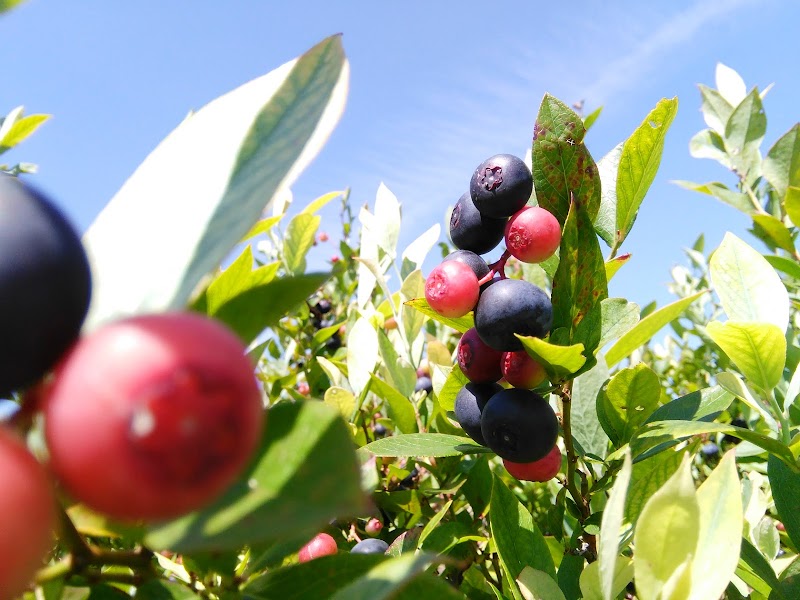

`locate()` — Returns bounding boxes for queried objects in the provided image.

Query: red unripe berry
[0,426,56,599]
[298,532,338,562]
[365,518,383,537]
[458,328,503,383]
[44,312,264,522]
[504,206,561,263]
[777,521,786,532]
[425,261,480,318]
[501,351,547,388]
[297,381,310,396]
[503,444,562,482]
[318,231,329,242]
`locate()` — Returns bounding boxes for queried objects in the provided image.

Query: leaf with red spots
[532,94,601,225]
[550,198,608,362]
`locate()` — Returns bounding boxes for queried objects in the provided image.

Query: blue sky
[2,0,799,310]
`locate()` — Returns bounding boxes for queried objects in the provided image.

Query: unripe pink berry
[504,206,561,263]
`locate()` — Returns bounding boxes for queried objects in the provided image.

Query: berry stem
[558,380,597,562]
[477,250,512,286]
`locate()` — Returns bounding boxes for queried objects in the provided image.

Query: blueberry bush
[2,27,800,599]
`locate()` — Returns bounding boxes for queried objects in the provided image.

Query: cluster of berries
[424,154,563,482]
[0,175,263,597]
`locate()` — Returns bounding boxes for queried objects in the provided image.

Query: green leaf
[673,180,752,214]
[300,190,343,215]
[579,558,634,600]
[569,357,610,459]
[595,142,622,247]
[709,232,789,330]
[596,364,660,446]
[599,298,639,350]
[328,553,442,600]
[763,124,800,200]
[689,450,743,600]
[604,253,631,282]
[517,567,566,600]
[583,106,603,131]
[752,214,795,253]
[0,0,27,14]
[764,254,800,280]
[768,454,800,553]
[283,212,321,275]
[243,554,384,599]
[361,183,402,258]
[404,297,473,333]
[724,88,766,185]
[401,224,441,269]
[615,97,678,246]
[532,94,601,225]
[83,35,348,329]
[625,447,685,525]
[715,63,747,106]
[362,433,487,457]
[598,451,632,600]
[644,385,733,425]
[550,198,608,356]
[491,475,556,581]
[0,113,50,150]
[516,335,586,380]
[211,271,329,344]
[347,317,379,394]
[242,215,283,241]
[369,375,418,434]
[134,581,202,599]
[689,129,731,166]
[633,454,699,600]
[378,329,416,398]
[706,320,786,391]
[417,499,453,548]
[605,291,705,368]
[633,420,795,467]
[196,246,279,314]
[437,365,469,412]
[324,386,356,420]
[145,401,365,552]
[737,537,782,599]
[400,270,427,345]
[784,186,800,229]
[698,84,734,135]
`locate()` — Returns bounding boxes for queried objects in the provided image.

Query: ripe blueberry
[0,174,92,396]
[457,328,503,384]
[504,206,561,263]
[424,260,480,318]
[480,388,559,462]
[454,382,502,446]
[469,154,533,219]
[351,538,389,554]
[474,279,553,351]
[442,249,490,281]
[449,192,507,255]
[415,376,433,395]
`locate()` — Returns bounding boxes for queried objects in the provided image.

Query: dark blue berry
[701,442,719,457]
[0,175,92,396]
[351,538,389,554]
[374,424,387,437]
[469,154,533,219]
[316,299,332,314]
[449,193,506,255]
[415,376,433,394]
[443,250,490,280]
[454,382,502,445]
[474,279,553,351]
[480,388,559,462]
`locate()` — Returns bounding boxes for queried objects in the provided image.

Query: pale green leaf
[710,232,789,330]
[403,297,473,333]
[571,357,611,459]
[752,214,795,253]
[698,84,733,135]
[706,320,786,391]
[347,317,379,394]
[605,291,705,368]
[360,183,402,258]
[369,375,418,434]
[0,0,27,14]
[400,270,427,347]
[579,558,634,600]
[673,180,752,213]
[328,553,440,600]
[83,36,348,329]
[599,450,632,600]
[595,142,622,247]
[197,246,279,314]
[604,253,631,282]
[283,213,320,274]
[324,387,356,420]
[625,447,685,525]
[689,129,731,166]
[688,450,743,600]
[356,206,380,308]
[597,364,661,445]
[716,63,747,106]
[300,190,343,215]
[616,97,678,245]
[242,215,283,241]
[599,298,640,350]
[518,567,566,600]
[583,106,603,131]
[0,113,50,150]
[436,364,469,412]
[784,186,800,228]
[724,88,766,185]
[633,455,699,600]
[401,224,441,267]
